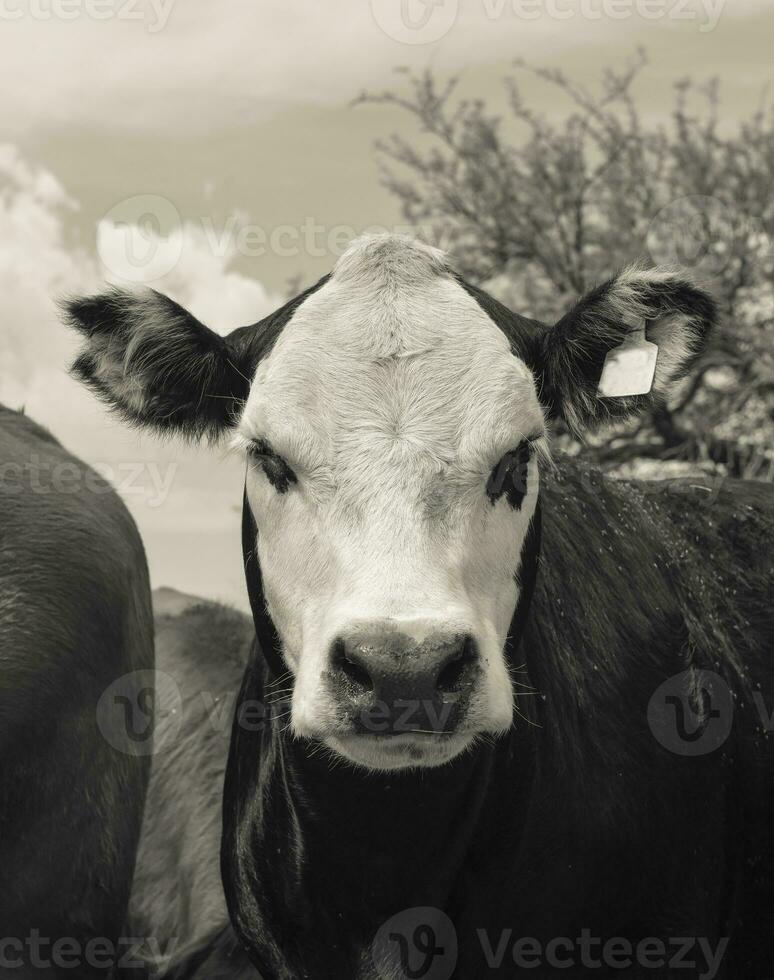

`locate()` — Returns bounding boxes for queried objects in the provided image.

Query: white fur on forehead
[249,238,537,408]
[240,236,545,488]
[333,234,450,289]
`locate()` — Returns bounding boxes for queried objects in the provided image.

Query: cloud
[97,212,282,334]
[0,142,281,410]
[0,145,95,401]
[0,145,282,607]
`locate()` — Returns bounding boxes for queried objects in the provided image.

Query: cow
[125,588,256,979]
[0,404,154,978]
[64,235,774,979]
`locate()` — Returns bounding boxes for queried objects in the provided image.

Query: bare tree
[358,54,774,479]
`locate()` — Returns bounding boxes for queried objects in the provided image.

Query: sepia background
[1,0,772,609]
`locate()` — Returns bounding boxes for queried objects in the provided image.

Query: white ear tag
[597,323,658,398]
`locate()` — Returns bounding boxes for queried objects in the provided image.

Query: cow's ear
[534,268,717,434]
[62,288,253,440]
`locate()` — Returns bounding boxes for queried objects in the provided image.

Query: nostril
[341,658,374,692]
[332,639,374,693]
[437,636,477,694]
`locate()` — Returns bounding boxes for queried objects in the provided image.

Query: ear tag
[597,322,658,398]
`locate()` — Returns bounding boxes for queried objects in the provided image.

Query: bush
[359,52,774,480]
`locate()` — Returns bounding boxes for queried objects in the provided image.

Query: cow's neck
[222,493,542,976]
[221,652,534,977]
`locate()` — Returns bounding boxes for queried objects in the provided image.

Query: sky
[1,0,773,609]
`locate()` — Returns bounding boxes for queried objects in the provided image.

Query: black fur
[241,488,286,680]
[536,273,718,431]
[62,277,330,440]
[0,404,154,979]
[64,289,250,440]
[245,440,297,494]
[456,277,544,367]
[486,439,533,509]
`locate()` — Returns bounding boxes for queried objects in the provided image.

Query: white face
[235,239,546,770]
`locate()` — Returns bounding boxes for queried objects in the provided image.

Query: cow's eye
[486,440,532,510]
[247,440,297,494]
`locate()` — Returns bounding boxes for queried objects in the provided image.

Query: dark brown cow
[0,404,153,978]
[125,589,255,979]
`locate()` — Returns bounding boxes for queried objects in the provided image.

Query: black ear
[535,268,717,434]
[62,288,254,441]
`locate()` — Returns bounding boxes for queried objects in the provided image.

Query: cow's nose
[329,626,479,735]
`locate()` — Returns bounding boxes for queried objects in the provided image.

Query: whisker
[513,705,542,728]
[266,672,293,689]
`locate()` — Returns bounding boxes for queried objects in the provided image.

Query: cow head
[64,235,715,771]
